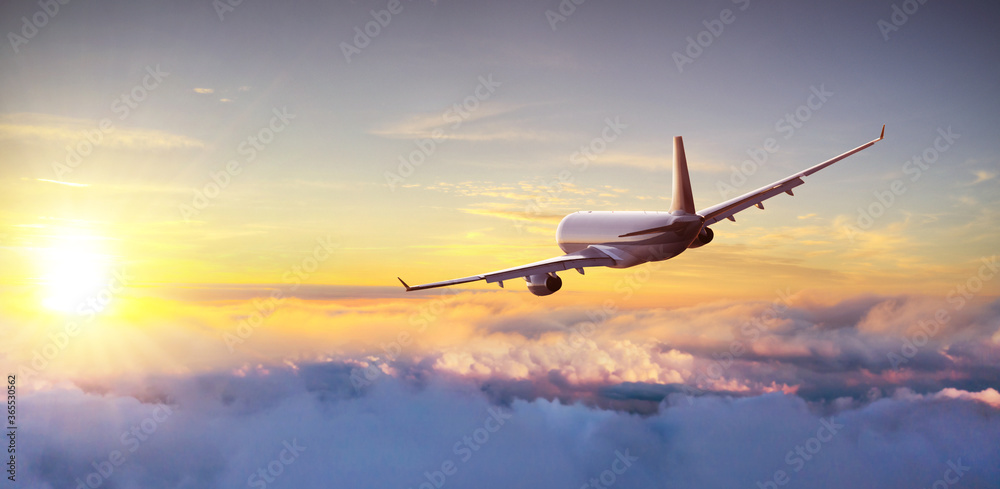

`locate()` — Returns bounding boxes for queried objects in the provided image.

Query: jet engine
[687,227,714,249]
[526,273,562,296]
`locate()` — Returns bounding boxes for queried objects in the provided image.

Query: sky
[1,0,999,488]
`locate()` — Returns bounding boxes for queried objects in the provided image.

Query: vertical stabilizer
[669,136,696,214]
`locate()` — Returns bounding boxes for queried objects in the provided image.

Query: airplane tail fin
[669,136,696,214]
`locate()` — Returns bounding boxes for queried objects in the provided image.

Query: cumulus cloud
[934,387,1000,407]
[10,287,1000,487]
[8,285,1000,410]
[433,292,1000,404]
[435,336,693,386]
[17,365,1000,489]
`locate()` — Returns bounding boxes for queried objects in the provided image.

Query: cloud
[10,286,997,405]
[584,150,730,173]
[16,366,1000,489]
[9,284,1000,488]
[0,113,205,150]
[192,87,215,94]
[435,335,693,385]
[370,103,573,142]
[35,178,90,187]
[934,387,1000,407]
[970,170,997,185]
[421,180,643,227]
[421,292,1000,402]
[460,207,564,225]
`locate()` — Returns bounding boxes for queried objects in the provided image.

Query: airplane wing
[698,125,884,226]
[398,245,618,291]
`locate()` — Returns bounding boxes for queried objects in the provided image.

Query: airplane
[398,125,884,296]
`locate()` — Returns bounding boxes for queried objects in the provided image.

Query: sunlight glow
[37,232,111,313]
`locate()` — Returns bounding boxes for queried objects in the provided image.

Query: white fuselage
[555,211,703,268]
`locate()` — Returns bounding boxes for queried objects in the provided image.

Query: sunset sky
[2,0,999,488]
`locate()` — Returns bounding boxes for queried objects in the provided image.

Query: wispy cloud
[35,178,89,187]
[585,150,730,173]
[970,169,997,185]
[0,113,205,150]
[370,103,572,142]
[460,206,564,225]
[423,181,632,209]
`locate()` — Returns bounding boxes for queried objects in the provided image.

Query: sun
[37,233,112,313]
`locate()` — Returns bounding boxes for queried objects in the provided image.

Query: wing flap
[699,177,805,226]
[698,125,884,226]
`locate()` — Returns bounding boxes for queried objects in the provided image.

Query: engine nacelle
[526,273,562,296]
[687,227,714,249]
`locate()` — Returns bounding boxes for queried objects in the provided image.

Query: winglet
[878,124,885,141]
[397,277,412,291]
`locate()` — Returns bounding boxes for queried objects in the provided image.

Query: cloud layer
[9,290,999,488]
[17,365,1000,489]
